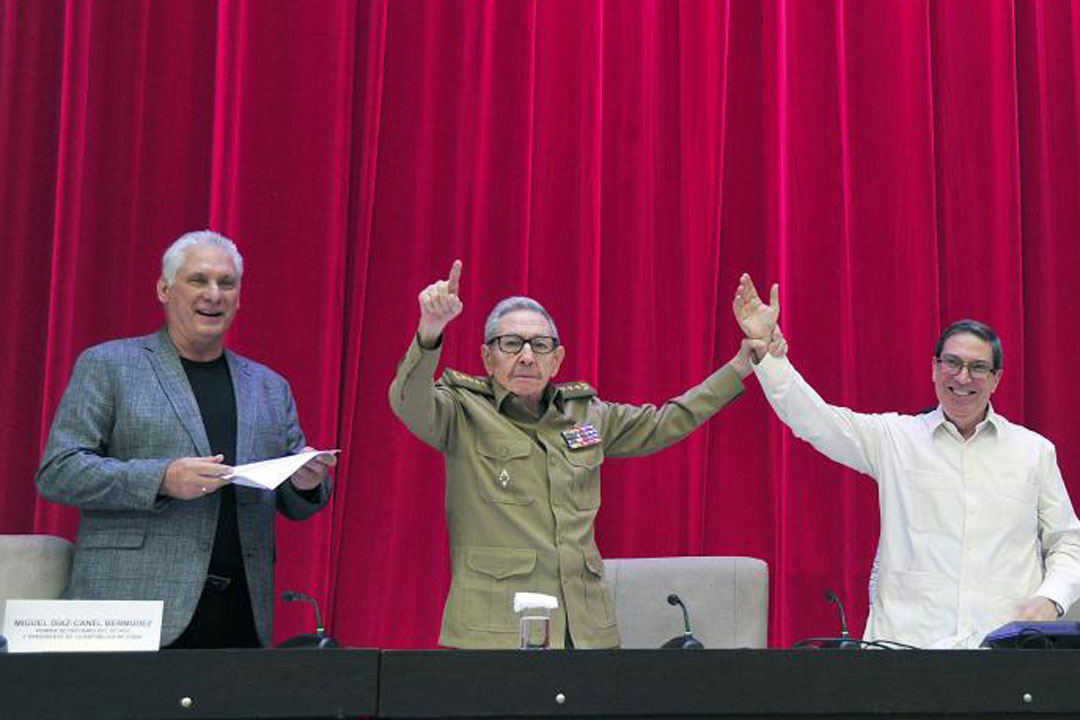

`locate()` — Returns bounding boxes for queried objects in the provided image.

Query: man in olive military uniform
[389,260,756,648]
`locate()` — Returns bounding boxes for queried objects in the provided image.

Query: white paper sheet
[226,449,339,491]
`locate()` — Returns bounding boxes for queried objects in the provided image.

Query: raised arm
[389,260,466,451]
[732,276,880,476]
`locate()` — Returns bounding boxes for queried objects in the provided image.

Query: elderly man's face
[157,244,241,360]
[481,309,565,408]
[932,332,1000,437]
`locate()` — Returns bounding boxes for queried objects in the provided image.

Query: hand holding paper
[227,448,338,491]
[290,446,338,491]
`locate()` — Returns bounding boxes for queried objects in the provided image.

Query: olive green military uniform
[389,336,745,649]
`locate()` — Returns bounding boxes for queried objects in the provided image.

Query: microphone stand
[824,589,859,649]
[278,591,339,649]
[662,593,704,649]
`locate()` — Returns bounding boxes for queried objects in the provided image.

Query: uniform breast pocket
[476,435,535,506]
[565,446,603,510]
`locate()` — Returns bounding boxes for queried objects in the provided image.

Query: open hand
[733,273,780,340]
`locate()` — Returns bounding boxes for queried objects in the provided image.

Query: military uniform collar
[500,380,597,415]
[442,367,596,414]
[491,377,515,409]
[491,378,556,419]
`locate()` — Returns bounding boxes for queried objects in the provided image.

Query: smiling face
[481,309,565,409]
[933,332,1001,438]
[157,244,241,360]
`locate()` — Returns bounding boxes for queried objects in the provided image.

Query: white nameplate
[3,599,163,653]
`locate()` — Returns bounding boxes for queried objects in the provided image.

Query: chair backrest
[603,556,768,649]
[0,534,74,628]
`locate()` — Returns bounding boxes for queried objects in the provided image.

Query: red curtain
[2,0,1079,649]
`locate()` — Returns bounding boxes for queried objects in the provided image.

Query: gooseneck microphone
[282,591,326,634]
[661,593,704,649]
[824,588,859,649]
[669,594,692,633]
[278,590,339,649]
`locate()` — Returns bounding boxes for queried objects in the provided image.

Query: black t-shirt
[180,355,242,576]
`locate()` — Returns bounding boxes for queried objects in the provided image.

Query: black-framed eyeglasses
[488,334,559,355]
[935,354,996,380]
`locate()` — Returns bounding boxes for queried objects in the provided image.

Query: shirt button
[499,446,508,457]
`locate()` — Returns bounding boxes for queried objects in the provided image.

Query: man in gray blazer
[36,230,334,648]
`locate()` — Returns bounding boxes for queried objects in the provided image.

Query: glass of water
[513,592,558,650]
[519,608,552,649]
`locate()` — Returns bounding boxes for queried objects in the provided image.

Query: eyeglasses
[935,355,996,380]
[488,334,559,355]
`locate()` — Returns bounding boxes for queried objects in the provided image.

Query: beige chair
[0,534,74,628]
[603,556,768,648]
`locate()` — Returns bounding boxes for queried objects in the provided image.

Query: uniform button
[499,446,508,457]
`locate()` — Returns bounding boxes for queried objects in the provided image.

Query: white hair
[161,230,244,287]
[483,296,560,343]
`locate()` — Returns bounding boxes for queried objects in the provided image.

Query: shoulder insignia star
[441,368,494,396]
[556,381,597,399]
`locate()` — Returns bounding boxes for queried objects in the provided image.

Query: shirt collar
[492,377,555,419]
[927,403,1001,439]
[492,377,514,410]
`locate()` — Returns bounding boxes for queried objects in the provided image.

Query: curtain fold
[3,0,1079,648]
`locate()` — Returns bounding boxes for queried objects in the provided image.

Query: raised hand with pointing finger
[417,260,463,347]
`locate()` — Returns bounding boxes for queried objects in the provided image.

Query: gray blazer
[36,328,330,646]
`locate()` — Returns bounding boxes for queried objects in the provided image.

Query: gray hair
[934,319,1003,371]
[483,296,560,343]
[161,230,244,287]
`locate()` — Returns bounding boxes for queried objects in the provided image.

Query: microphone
[824,588,859,649]
[661,593,704,649]
[277,590,339,649]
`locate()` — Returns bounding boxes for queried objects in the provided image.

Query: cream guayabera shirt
[753,353,1080,648]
